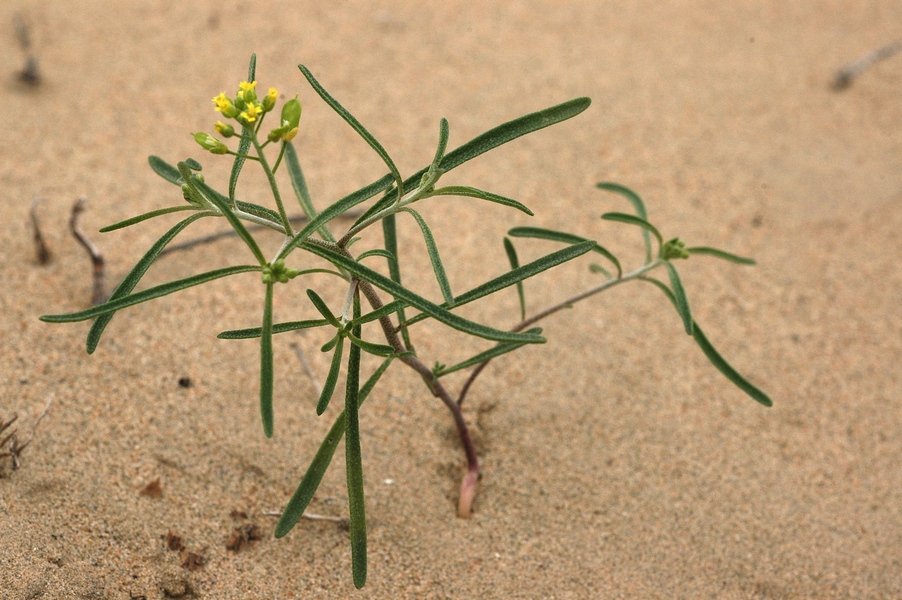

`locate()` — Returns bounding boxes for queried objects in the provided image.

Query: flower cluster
[192,80,302,155]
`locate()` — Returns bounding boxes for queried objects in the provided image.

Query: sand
[1,1,900,598]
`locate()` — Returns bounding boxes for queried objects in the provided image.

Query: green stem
[251,135,293,235]
[272,142,288,173]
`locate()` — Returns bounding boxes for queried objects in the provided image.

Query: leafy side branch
[40,56,772,589]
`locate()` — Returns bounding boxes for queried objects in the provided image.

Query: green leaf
[432,118,450,166]
[641,277,772,407]
[381,213,414,351]
[299,64,402,198]
[41,265,261,323]
[180,163,266,265]
[234,200,284,227]
[507,226,621,277]
[356,248,395,262]
[502,237,526,321]
[217,319,330,339]
[274,356,393,540]
[99,206,201,232]
[284,142,337,243]
[306,289,342,328]
[317,335,345,415]
[351,97,591,229]
[229,54,256,202]
[435,328,542,377]
[148,155,183,185]
[87,212,211,353]
[344,298,367,589]
[596,182,651,263]
[686,246,756,265]
[358,241,596,328]
[260,282,275,437]
[589,263,614,278]
[439,97,591,173]
[304,242,547,344]
[400,208,454,305]
[346,332,395,357]
[429,186,533,215]
[277,174,395,260]
[664,262,693,335]
[601,212,663,250]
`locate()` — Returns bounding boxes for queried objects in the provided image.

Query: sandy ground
[1,1,901,598]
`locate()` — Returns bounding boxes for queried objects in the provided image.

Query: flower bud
[214,121,235,137]
[192,132,229,155]
[262,87,278,112]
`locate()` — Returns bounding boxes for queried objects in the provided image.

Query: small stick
[832,39,902,90]
[13,12,41,86]
[1,396,53,471]
[262,510,347,524]
[290,341,323,397]
[29,196,52,265]
[70,197,106,305]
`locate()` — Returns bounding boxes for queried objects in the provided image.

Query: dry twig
[832,39,902,90]
[29,196,52,265]
[70,197,106,305]
[0,396,53,471]
[13,12,41,86]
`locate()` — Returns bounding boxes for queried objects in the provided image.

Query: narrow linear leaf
[87,212,211,353]
[345,298,367,589]
[218,319,329,340]
[356,248,395,262]
[686,246,756,265]
[400,208,454,305]
[228,54,257,202]
[303,243,546,344]
[277,174,395,260]
[664,262,693,335]
[381,213,414,351]
[284,142,336,243]
[508,226,621,277]
[351,97,591,229]
[596,182,651,263]
[356,241,596,328]
[306,289,342,328]
[601,212,663,249]
[317,336,345,415]
[641,277,772,407]
[234,200,284,226]
[432,118,450,166]
[439,97,591,173]
[589,263,614,278]
[436,328,542,377]
[321,335,339,353]
[148,155,183,185]
[188,172,266,264]
[41,265,260,323]
[503,237,526,321]
[347,332,395,357]
[274,356,393,539]
[430,186,533,215]
[260,282,275,438]
[299,64,402,197]
[99,206,200,233]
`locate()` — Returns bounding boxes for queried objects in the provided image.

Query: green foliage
[40,55,773,589]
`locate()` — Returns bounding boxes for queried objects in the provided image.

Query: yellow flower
[212,92,238,118]
[214,121,235,137]
[237,80,258,103]
[240,102,263,123]
[212,92,230,111]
